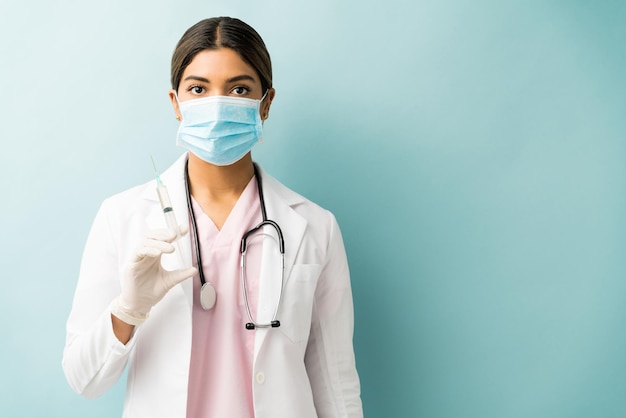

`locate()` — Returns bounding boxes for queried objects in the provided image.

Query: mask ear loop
[259,89,270,131]
[173,91,182,120]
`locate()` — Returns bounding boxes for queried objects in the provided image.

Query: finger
[135,238,175,260]
[145,228,177,242]
[164,267,198,288]
[178,223,189,236]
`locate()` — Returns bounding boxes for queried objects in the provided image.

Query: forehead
[183,48,260,82]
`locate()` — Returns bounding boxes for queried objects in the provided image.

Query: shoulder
[100,154,189,216]
[100,180,155,214]
[260,167,334,220]
[260,167,347,266]
[259,166,342,250]
[101,153,187,211]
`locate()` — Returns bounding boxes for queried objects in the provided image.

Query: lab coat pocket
[278,264,321,344]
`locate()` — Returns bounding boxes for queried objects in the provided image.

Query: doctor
[62,16,362,418]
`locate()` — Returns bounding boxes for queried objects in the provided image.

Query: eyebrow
[182,74,257,84]
[226,74,256,83]
[183,75,210,83]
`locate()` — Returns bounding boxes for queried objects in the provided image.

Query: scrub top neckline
[189,174,258,250]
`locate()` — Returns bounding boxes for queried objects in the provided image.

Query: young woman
[63,17,362,418]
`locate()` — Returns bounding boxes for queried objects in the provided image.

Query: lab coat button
[255,372,265,384]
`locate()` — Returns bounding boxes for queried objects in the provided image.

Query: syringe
[151,156,187,268]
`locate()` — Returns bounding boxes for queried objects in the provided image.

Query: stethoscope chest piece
[200,282,216,310]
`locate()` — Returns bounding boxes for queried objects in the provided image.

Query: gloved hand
[111,224,197,326]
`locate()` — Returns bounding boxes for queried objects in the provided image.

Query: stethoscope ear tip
[246,323,255,330]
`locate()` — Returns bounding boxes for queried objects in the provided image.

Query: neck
[187,153,255,201]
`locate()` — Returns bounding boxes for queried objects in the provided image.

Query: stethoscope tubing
[184,159,285,329]
[241,239,284,329]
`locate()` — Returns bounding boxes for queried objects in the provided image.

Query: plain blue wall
[1,1,625,417]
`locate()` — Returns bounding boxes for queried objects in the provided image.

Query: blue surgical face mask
[175,93,266,166]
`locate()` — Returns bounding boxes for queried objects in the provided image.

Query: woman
[62,17,363,418]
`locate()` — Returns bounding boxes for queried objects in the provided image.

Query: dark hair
[171,17,272,93]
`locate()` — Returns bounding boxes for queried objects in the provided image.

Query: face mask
[175,93,265,166]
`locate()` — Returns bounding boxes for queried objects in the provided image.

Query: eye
[188,84,205,95]
[231,86,250,96]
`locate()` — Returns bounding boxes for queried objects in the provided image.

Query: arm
[112,315,135,345]
[62,200,136,398]
[62,198,196,398]
[305,212,363,418]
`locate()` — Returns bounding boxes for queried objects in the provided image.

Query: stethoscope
[185,160,285,330]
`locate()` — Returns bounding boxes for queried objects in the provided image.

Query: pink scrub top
[186,176,262,418]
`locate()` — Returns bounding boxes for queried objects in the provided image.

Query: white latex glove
[111,224,197,326]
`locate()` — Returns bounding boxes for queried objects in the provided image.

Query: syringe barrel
[156,185,173,210]
[157,184,182,239]
[164,210,181,238]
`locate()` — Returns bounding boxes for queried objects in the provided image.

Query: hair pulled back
[171,17,272,93]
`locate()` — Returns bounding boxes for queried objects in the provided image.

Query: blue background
[1,1,625,417]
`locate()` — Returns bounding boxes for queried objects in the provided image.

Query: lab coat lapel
[141,154,194,311]
[253,168,307,361]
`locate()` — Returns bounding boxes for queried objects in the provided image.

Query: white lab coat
[62,154,363,418]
